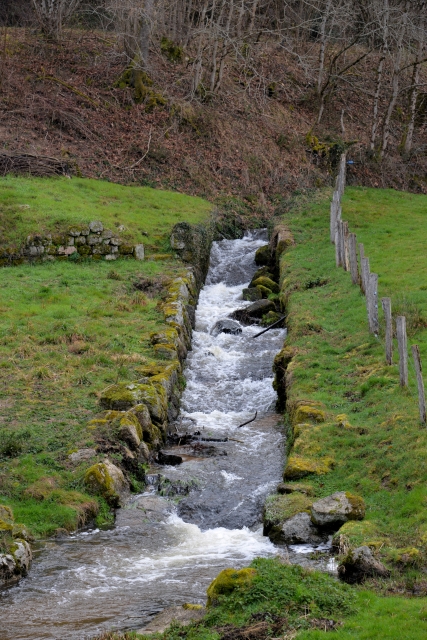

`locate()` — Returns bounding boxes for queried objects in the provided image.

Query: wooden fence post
[396,316,408,387]
[342,221,350,271]
[381,298,393,365]
[361,256,370,303]
[411,345,426,424]
[336,220,344,267]
[367,273,379,334]
[330,192,339,243]
[348,233,359,285]
[359,244,365,292]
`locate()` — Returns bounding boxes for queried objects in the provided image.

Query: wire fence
[330,155,426,424]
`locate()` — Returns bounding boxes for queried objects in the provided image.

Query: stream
[0,231,332,640]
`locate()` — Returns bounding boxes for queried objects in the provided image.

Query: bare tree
[31,0,83,38]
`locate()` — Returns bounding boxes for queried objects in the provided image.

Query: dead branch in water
[237,411,257,428]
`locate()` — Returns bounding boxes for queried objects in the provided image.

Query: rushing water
[0,232,320,639]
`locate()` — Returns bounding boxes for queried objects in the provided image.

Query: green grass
[0,178,212,536]
[0,176,212,250]
[278,187,427,572]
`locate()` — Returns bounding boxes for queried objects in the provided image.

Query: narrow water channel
[0,232,287,639]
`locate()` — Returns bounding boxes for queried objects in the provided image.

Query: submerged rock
[210,319,242,336]
[338,546,390,584]
[311,492,365,528]
[242,287,262,302]
[246,298,275,317]
[136,605,205,635]
[157,451,183,466]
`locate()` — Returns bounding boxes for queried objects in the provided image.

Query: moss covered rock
[207,568,256,607]
[256,285,273,299]
[252,276,280,294]
[242,287,262,302]
[118,413,142,450]
[263,493,313,541]
[283,454,333,480]
[311,492,365,528]
[277,482,314,496]
[100,382,167,426]
[84,460,128,507]
[153,343,177,360]
[293,404,326,424]
[250,267,275,287]
[255,245,271,266]
[332,520,382,553]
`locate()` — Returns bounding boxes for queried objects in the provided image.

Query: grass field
[278,186,427,572]
[0,176,212,251]
[0,178,212,537]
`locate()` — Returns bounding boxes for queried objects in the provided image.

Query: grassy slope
[279,187,427,564]
[0,176,211,249]
[0,177,211,537]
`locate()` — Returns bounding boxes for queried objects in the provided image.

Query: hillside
[1,28,427,215]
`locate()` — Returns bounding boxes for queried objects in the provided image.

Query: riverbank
[101,186,427,640]
[0,177,214,586]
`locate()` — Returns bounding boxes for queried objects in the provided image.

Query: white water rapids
[0,232,331,639]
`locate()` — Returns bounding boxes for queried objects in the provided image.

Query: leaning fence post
[359,244,365,292]
[367,273,379,334]
[411,345,426,424]
[348,233,359,285]
[396,316,408,387]
[381,298,393,365]
[336,220,344,267]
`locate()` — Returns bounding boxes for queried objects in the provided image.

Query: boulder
[242,287,262,302]
[118,414,142,450]
[254,245,271,265]
[207,568,256,606]
[338,546,390,584]
[84,460,129,507]
[210,319,242,336]
[10,539,32,575]
[311,492,365,528]
[252,276,280,294]
[293,404,326,424]
[281,512,325,545]
[245,299,275,318]
[263,493,313,542]
[68,448,97,464]
[250,267,275,286]
[256,285,272,299]
[100,382,167,426]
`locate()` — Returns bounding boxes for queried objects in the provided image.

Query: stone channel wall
[0,220,145,266]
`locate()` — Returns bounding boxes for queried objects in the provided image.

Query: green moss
[120,413,142,441]
[345,492,366,520]
[256,284,272,298]
[293,404,326,424]
[153,343,177,360]
[160,37,184,62]
[0,505,14,522]
[277,482,314,496]
[252,276,280,294]
[333,520,384,551]
[84,462,122,507]
[254,245,271,266]
[283,454,333,480]
[0,519,13,533]
[207,568,257,607]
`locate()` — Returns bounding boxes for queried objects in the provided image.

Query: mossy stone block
[84,460,127,507]
[293,405,326,424]
[242,287,262,302]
